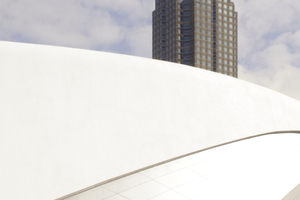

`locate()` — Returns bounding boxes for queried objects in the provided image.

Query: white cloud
[238,28,300,100]
[126,25,152,58]
[0,0,153,54]
[236,0,300,57]
[239,63,300,101]
[85,0,154,22]
[235,0,300,100]
[0,0,125,48]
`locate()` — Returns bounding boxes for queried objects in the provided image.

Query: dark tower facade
[152,0,238,77]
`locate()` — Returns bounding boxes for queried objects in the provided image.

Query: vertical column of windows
[206,2,213,70]
[166,0,179,63]
[212,0,237,77]
[153,0,164,60]
[153,10,158,59]
[232,5,238,77]
[212,0,217,72]
[194,0,213,70]
[179,1,192,65]
[161,2,166,60]
[219,1,227,75]
[175,1,181,63]
[214,0,238,77]
[194,0,200,67]
[176,0,191,65]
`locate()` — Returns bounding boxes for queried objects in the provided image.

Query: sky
[1,0,300,101]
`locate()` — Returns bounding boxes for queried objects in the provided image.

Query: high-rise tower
[152,0,238,77]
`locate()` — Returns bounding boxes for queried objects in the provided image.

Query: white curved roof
[0,41,300,200]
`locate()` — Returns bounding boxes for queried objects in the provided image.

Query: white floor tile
[155,168,200,188]
[173,177,215,199]
[150,190,188,200]
[192,187,237,200]
[188,158,222,176]
[104,194,130,200]
[102,173,150,193]
[119,180,169,200]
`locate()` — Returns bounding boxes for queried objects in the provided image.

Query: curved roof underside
[1,41,300,200]
[64,133,300,200]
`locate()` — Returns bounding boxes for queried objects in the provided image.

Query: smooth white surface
[66,134,300,200]
[1,41,300,200]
